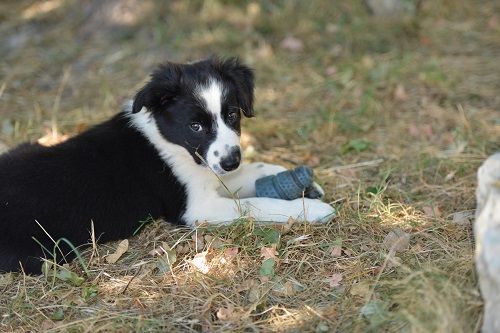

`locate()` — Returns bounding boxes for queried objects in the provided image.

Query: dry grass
[1,0,499,331]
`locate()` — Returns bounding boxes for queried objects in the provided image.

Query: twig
[325,158,384,172]
[121,266,142,294]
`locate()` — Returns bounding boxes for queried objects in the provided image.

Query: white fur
[124,102,335,227]
[219,162,287,198]
[197,80,241,175]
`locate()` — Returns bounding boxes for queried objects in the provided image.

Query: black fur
[0,57,254,274]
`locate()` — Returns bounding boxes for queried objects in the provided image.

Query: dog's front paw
[300,198,336,223]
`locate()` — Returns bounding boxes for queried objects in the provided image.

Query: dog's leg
[218,162,286,198]
[183,195,335,227]
[218,162,325,199]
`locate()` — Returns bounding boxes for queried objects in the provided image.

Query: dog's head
[131,57,254,175]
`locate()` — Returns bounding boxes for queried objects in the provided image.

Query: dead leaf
[326,65,337,77]
[217,304,239,321]
[190,251,210,273]
[488,15,498,29]
[260,245,278,261]
[106,239,129,263]
[192,233,205,250]
[280,217,295,234]
[149,241,172,257]
[386,252,402,269]
[325,273,343,288]
[409,124,420,137]
[423,205,441,218]
[273,280,296,296]
[175,243,190,255]
[204,235,224,249]
[280,36,304,52]
[343,248,354,256]
[444,171,456,182]
[450,211,474,226]
[223,247,239,261]
[383,229,410,252]
[393,84,408,101]
[330,245,342,257]
[421,124,433,139]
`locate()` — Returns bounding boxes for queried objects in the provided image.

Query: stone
[475,152,500,333]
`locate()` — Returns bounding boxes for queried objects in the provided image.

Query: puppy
[0,57,334,274]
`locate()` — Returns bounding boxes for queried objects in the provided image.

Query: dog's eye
[227,111,239,122]
[190,122,203,132]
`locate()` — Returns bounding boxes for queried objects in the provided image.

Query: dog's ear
[218,57,255,118]
[132,63,182,113]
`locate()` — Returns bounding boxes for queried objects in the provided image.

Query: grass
[0,0,499,331]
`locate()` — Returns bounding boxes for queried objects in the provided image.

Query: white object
[475,152,500,333]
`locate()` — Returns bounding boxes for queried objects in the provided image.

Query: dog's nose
[220,146,241,172]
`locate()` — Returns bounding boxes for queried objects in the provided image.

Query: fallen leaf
[450,211,474,226]
[272,280,296,296]
[488,15,498,29]
[253,227,281,245]
[342,139,370,154]
[386,252,402,269]
[408,124,420,137]
[106,239,129,263]
[217,304,236,321]
[343,248,354,256]
[204,235,224,249]
[423,205,441,218]
[149,241,172,256]
[326,65,337,77]
[330,245,342,257]
[51,308,65,321]
[421,124,433,139]
[191,251,210,274]
[175,243,190,255]
[393,84,408,101]
[444,171,456,182]
[324,273,343,288]
[260,246,278,261]
[280,217,295,234]
[259,258,275,277]
[55,268,85,286]
[383,229,410,252]
[192,233,205,250]
[155,246,177,274]
[280,36,304,52]
[223,247,239,260]
[248,286,261,302]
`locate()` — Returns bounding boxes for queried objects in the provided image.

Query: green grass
[1,0,499,331]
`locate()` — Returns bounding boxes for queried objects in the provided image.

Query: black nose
[220,147,241,172]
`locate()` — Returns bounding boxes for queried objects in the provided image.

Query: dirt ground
[1,0,499,332]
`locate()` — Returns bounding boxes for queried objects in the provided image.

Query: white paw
[252,162,287,178]
[298,198,336,223]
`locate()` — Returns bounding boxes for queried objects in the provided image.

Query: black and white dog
[0,57,334,274]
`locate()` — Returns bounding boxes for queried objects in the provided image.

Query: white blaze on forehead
[197,79,224,115]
